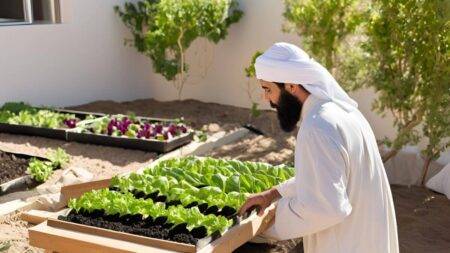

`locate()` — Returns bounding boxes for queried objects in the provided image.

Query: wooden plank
[60,179,110,204]
[0,199,44,220]
[199,205,276,253]
[46,218,196,253]
[21,208,70,224]
[29,221,174,253]
[27,206,274,253]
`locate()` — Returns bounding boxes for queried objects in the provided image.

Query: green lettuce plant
[27,158,54,183]
[69,188,233,235]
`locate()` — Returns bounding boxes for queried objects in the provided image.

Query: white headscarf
[255,42,358,112]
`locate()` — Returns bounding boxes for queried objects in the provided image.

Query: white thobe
[264,95,399,253]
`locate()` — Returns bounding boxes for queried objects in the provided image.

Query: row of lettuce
[0,102,189,141]
[68,156,295,238]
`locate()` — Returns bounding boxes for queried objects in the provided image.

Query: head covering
[255,42,358,112]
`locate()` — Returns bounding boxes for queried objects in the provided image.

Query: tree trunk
[176,30,185,100]
[421,156,433,186]
[382,148,399,163]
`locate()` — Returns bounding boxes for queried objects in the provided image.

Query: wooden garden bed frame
[25,156,276,253]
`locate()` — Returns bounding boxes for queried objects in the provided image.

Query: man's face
[260,80,302,132]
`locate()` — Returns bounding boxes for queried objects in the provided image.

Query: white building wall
[1,0,431,150]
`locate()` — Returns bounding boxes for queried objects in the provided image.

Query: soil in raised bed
[59,210,200,245]
[118,188,238,218]
[0,151,30,185]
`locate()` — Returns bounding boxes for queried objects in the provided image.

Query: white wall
[144,0,400,142]
[0,0,437,151]
[0,0,152,107]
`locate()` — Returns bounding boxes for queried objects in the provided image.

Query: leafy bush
[363,0,449,175]
[115,0,243,99]
[283,0,366,91]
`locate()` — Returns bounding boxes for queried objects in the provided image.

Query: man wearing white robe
[239,42,399,253]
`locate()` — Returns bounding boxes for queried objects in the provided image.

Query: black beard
[271,90,302,132]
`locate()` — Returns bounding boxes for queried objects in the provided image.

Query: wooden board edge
[198,205,276,253]
[29,221,134,253]
[47,218,196,253]
[60,178,111,203]
[21,208,70,224]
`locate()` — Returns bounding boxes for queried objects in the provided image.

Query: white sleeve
[264,130,352,240]
[275,177,296,198]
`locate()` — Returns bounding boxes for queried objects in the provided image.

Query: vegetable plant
[110,173,247,210]
[146,156,295,193]
[68,188,233,236]
[27,158,54,183]
[66,157,294,242]
[0,102,79,129]
[26,148,70,183]
[75,114,189,141]
[47,147,70,168]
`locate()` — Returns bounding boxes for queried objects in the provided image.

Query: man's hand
[239,188,281,217]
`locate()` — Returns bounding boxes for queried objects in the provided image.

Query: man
[239,42,399,253]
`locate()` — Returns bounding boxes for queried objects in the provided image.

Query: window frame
[0,0,34,26]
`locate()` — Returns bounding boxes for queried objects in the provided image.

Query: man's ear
[286,84,297,94]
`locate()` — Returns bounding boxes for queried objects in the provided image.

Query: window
[0,0,62,26]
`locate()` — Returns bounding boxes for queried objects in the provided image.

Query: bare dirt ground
[0,98,448,253]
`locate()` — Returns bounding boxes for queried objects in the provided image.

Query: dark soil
[116,188,238,218]
[0,151,30,185]
[59,210,199,245]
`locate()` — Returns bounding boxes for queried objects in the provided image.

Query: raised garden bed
[66,114,193,153]
[29,156,294,252]
[0,103,194,153]
[0,106,89,140]
[0,150,51,195]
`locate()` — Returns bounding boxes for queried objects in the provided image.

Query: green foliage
[111,172,247,210]
[283,0,366,91]
[194,130,208,142]
[244,51,264,119]
[146,156,295,193]
[47,148,70,168]
[244,51,263,78]
[0,102,35,114]
[363,0,449,161]
[27,158,54,183]
[0,102,77,129]
[250,102,262,118]
[68,157,295,237]
[27,148,70,183]
[68,188,233,235]
[115,0,243,98]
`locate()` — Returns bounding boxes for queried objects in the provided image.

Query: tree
[115,0,243,99]
[364,0,449,181]
[283,0,366,91]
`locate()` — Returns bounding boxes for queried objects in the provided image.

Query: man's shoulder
[302,101,343,134]
[299,102,355,148]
